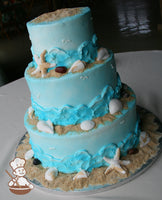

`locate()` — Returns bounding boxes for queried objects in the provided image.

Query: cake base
[16,106,162,194]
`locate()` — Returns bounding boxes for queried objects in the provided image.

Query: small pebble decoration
[55,66,67,73]
[33,158,41,165]
[127,148,139,155]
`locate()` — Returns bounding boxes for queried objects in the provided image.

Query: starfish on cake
[103,148,130,175]
[32,50,56,77]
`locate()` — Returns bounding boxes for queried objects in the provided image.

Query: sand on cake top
[30,7,83,24]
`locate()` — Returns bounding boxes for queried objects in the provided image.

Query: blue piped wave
[32,74,122,125]
[32,34,98,68]
[30,118,140,173]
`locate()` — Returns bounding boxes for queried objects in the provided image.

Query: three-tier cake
[19,7,161,192]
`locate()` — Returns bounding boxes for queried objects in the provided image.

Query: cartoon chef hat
[10,158,25,170]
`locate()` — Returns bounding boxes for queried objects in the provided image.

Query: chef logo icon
[6,157,33,195]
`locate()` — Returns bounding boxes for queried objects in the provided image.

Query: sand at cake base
[15,107,162,192]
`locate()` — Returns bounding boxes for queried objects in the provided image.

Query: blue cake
[24,7,140,189]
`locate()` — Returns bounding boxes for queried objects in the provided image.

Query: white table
[0,51,162,200]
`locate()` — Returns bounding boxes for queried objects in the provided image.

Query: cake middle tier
[25,52,121,125]
[24,86,140,173]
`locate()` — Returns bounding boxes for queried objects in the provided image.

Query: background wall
[0,0,162,86]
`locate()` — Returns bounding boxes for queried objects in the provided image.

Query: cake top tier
[27,7,97,67]
[29,7,82,24]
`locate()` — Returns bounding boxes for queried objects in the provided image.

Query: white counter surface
[0,51,162,200]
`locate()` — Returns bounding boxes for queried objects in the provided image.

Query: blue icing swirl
[78,34,98,63]
[30,119,140,173]
[32,34,98,68]
[32,74,122,126]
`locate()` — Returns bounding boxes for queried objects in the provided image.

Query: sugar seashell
[69,60,85,73]
[109,99,123,114]
[37,120,54,134]
[28,106,34,119]
[45,167,58,181]
[73,170,89,180]
[97,48,109,61]
[140,131,150,147]
[25,149,34,160]
[80,120,95,131]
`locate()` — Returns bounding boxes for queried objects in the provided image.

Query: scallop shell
[69,60,85,73]
[80,120,95,131]
[109,99,123,114]
[45,167,58,181]
[73,170,89,180]
[97,48,109,61]
[140,131,150,147]
[37,120,54,134]
[25,149,34,160]
[28,106,34,119]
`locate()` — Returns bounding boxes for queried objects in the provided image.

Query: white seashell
[45,167,58,181]
[28,106,34,119]
[37,120,54,134]
[97,48,109,61]
[109,99,123,114]
[80,120,95,131]
[69,60,85,73]
[73,170,89,180]
[25,149,34,160]
[140,131,150,147]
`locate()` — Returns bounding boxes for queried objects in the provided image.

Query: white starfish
[32,50,56,78]
[103,148,130,175]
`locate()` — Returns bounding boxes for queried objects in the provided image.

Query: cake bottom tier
[24,87,140,173]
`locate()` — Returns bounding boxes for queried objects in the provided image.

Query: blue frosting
[31,34,98,68]
[32,74,122,125]
[29,118,140,173]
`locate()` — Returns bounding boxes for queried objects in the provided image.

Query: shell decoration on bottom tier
[45,167,58,181]
[73,170,89,180]
[140,131,150,147]
[25,149,34,160]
